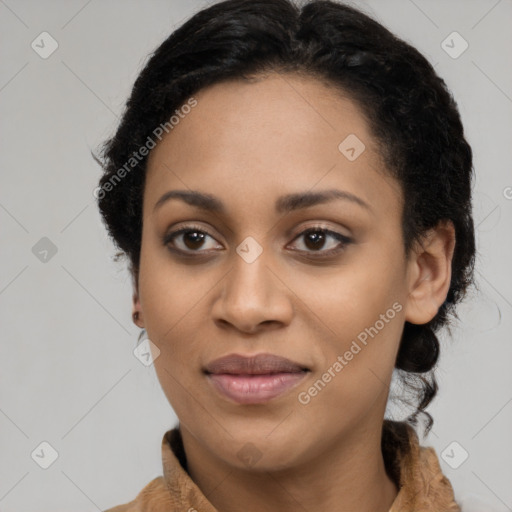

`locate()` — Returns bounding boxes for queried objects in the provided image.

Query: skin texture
[132,72,455,512]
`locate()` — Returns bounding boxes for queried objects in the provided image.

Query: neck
[179,420,399,512]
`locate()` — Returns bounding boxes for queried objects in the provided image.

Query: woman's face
[136,72,420,470]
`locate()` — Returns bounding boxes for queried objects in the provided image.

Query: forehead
[144,72,401,219]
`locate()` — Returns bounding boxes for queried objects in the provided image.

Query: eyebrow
[153,189,371,214]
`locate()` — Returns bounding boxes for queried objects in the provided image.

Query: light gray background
[1,0,511,511]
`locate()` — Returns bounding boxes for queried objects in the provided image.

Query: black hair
[95,0,475,437]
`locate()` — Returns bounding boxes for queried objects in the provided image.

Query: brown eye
[163,226,223,254]
[289,227,352,255]
[303,230,327,250]
[182,230,206,250]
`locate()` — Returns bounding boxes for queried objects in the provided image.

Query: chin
[228,445,301,473]
[227,432,305,469]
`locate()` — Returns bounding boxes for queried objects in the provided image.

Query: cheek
[139,263,209,415]
[138,241,214,338]
[294,249,406,339]
[295,280,405,433]
[292,245,406,398]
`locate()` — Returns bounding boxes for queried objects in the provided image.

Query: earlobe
[132,291,145,328]
[131,269,145,328]
[404,221,455,325]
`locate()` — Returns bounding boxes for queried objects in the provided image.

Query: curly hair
[94,0,475,437]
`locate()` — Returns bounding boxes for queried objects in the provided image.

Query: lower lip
[207,372,308,404]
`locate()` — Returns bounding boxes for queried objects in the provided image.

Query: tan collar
[106,420,460,512]
[382,420,461,511]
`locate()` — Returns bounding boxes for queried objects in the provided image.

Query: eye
[163,224,351,258]
[163,225,223,254]
[288,226,351,256]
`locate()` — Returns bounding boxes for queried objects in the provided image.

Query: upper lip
[204,353,309,375]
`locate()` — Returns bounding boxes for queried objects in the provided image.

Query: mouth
[203,353,310,404]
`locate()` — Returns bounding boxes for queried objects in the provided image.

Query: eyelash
[163,224,352,258]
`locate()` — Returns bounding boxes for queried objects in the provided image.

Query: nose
[211,248,294,334]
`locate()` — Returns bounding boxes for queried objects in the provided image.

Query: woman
[95,0,476,510]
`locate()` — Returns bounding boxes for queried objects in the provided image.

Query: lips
[204,353,310,404]
[204,353,309,375]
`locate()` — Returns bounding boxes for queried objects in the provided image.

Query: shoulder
[102,476,172,512]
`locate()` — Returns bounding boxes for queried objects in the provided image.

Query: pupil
[305,231,325,250]
[184,231,205,249]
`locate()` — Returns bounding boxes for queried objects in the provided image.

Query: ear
[404,220,456,325]
[131,266,145,328]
